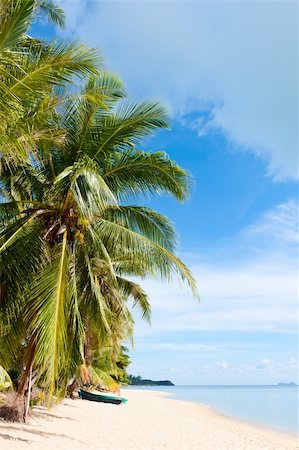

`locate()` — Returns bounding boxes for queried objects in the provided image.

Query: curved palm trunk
[15,337,36,422]
[24,363,33,422]
[67,379,79,399]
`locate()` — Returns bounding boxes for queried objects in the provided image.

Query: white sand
[0,389,297,449]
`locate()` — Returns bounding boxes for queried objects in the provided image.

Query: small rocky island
[277,382,297,386]
[129,375,175,386]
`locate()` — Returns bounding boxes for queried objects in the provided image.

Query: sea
[130,385,298,434]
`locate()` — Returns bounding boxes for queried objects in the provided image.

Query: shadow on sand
[0,423,85,445]
[0,432,31,443]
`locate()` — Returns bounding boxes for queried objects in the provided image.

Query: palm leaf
[37,0,65,28]
[0,365,12,391]
[117,277,151,323]
[75,244,111,336]
[101,205,177,251]
[0,0,35,51]
[0,212,50,283]
[88,366,118,390]
[4,40,100,99]
[92,101,169,159]
[95,218,198,297]
[53,156,117,218]
[102,150,190,202]
[29,232,69,403]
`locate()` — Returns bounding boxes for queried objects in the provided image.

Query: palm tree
[0,1,198,421]
[0,0,104,418]
[0,73,197,412]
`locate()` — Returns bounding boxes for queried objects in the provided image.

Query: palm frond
[88,366,118,390]
[62,73,126,164]
[4,40,100,100]
[95,218,198,297]
[102,205,177,251]
[102,150,190,202]
[0,365,12,391]
[75,244,111,336]
[0,0,35,51]
[0,213,49,282]
[37,0,66,28]
[117,277,151,323]
[92,101,169,159]
[53,156,117,218]
[29,232,69,403]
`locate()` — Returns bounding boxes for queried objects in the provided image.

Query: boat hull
[79,389,127,405]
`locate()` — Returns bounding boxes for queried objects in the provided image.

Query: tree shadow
[0,432,30,443]
[33,410,78,422]
[0,424,85,444]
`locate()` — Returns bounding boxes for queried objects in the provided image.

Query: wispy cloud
[61,0,298,180]
[132,257,297,335]
[130,356,298,384]
[142,343,216,352]
[256,358,273,370]
[246,200,299,245]
[130,199,298,336]
[216,360,229,370]
[126,199,298,382]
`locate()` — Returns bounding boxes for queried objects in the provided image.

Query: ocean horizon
[130,385,298,434]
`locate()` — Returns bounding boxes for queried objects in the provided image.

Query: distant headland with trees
[128,376,174,386]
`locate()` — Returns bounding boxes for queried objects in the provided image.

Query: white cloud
[130,199,298,336]
[61,0,298,180]
[290,357,297,366]
[144,343,216,352]
[129,357,298,384]
[217,360,229,370]
[132,257,297,335]
[132,357,297,376]
[246,200,299,245]
[136,341,266,353]
[256,358,273,370]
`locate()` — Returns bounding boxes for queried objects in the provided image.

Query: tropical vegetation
[128,375,174,386]
[0,0,197,421]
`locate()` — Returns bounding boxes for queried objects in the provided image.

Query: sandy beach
[0,389,297,450]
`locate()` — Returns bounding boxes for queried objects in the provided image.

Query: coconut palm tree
[0,2,198,421]
[0,0,106,418]
[0,73,197,412]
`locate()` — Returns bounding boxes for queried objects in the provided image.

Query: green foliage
[128,375,174,386]
[0,365,12,391]
[0,0,100,165]
[0,0,198,408]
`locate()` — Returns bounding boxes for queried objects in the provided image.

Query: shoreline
[0,389,297,449]
[156,390,297,438]
[128,386,298,437]
[185,396,297,439]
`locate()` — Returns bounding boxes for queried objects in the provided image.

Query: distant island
[129,375,175,386]
[277,382,297,386]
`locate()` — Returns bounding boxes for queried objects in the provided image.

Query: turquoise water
[130,385,298,434]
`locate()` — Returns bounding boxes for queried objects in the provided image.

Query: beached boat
[79,389,127,405]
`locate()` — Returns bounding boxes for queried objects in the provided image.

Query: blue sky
[34,1,298,384]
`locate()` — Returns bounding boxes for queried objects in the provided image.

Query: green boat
[79,389,127,405]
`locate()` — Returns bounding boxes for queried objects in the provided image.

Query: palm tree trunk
[17,339,36,396]
[15,336,36,422]
[24,363,33,422]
